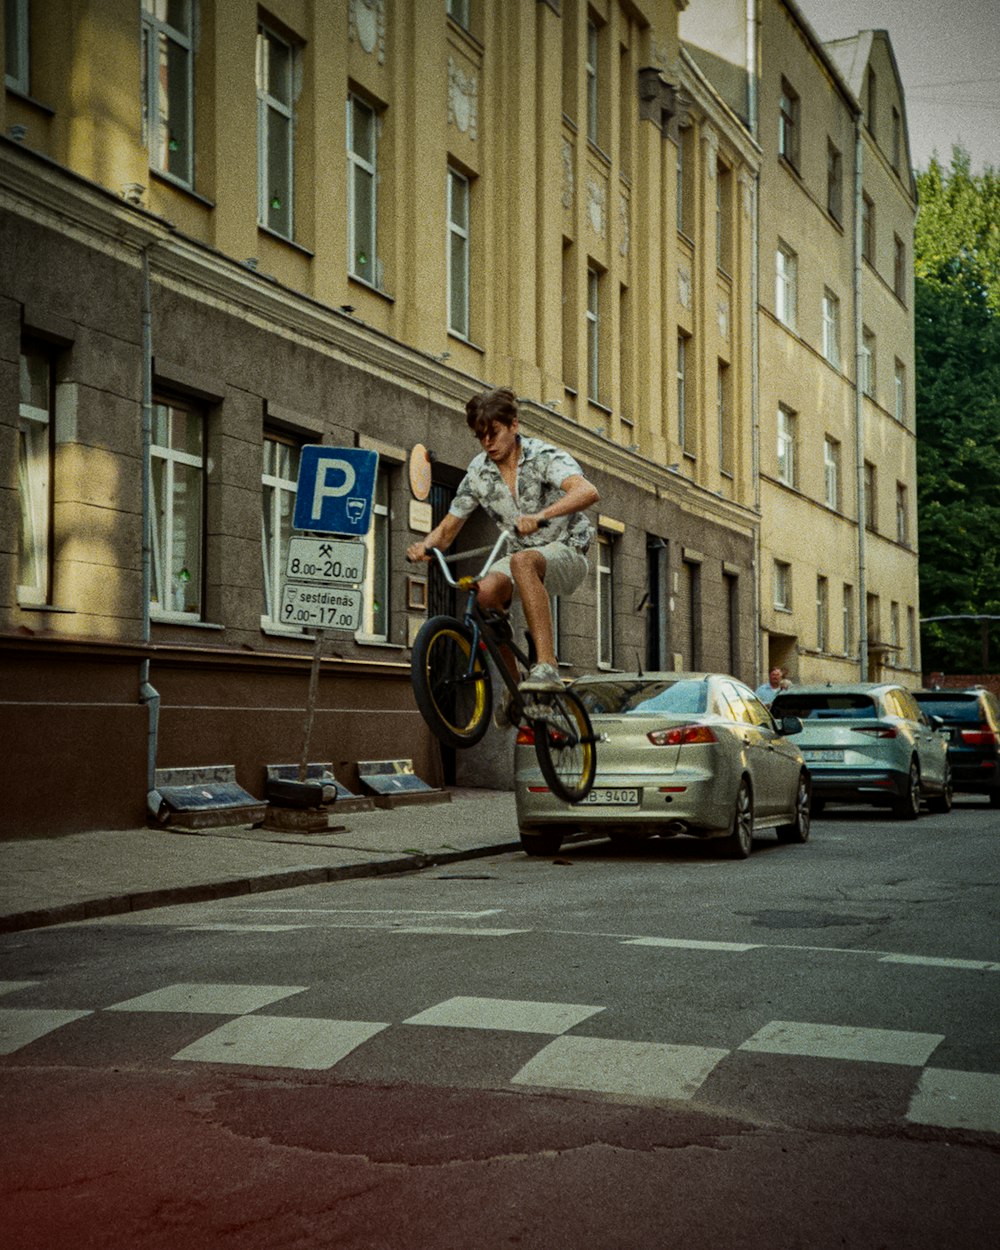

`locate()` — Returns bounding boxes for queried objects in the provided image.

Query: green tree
[915,149,1000,673]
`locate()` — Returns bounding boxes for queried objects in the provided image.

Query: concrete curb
[0,839,523,935]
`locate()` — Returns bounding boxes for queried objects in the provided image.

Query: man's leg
[509,550,559,683]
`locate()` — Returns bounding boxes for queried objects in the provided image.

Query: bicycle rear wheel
[532,687,596,803]
[411,615,492,750]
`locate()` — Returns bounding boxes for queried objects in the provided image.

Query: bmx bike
[410,529,597,804]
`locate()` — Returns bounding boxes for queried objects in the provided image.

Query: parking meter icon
[346,497,366,524]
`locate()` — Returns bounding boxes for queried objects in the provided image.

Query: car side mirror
[929,714,945,731]
[778,716,803,736]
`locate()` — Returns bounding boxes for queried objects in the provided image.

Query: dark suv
[913,687,1000,807]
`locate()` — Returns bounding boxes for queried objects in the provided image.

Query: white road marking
[179,924,311,933]
[231,908,505,918]
[404,996,604,1035]
[623,937,760,952]
[391,926,530,937]
[879,954,998,971]
[173,1016,388,1070]
[907,1068,1000,1134]
[0,1007,92,1055]
[512,1036,729,1101]
[0,981,38,997]
[740,1020,945,1066]
[105,983,309,1015]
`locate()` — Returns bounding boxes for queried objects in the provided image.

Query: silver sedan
[515,672,810,860]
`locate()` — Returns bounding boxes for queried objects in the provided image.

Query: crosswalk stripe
[403,996,604,1034]
[907,1068,1000,1134]
[173,1016,389,1071]
[512,1036,729,1101]
[740,1020,945,1066]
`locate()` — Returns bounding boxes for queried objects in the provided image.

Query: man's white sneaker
[519,662,563,694]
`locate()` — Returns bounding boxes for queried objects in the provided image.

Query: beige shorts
[490,541,590,598]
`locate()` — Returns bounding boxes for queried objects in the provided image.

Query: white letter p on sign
[311,458,356,520]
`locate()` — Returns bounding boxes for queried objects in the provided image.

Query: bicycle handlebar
[427,521,549,588]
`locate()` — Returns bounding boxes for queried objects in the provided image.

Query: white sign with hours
[285,536,366,584]
[280,584,363,631]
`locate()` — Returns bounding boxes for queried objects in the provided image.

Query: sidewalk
[0,789,522,935]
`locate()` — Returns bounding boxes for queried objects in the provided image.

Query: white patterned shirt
[449,436,594,552]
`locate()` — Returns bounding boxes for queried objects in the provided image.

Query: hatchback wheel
[892,760,921,820]
[777,771,811,843]
[719,778,754,858]
[927,764,953,814]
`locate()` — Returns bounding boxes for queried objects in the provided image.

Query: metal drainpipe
[747,0,762,683]
[140,246,160,800]
[853,116,869,679]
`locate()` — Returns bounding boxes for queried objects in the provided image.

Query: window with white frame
[890,601,900,667]
[447,166,470,339]
[862,192,875,263]
[718,361,732,474]
[359,467,390,640]
[907,606,917,669]
[824,436,840,510]
[257,22,295,237]
[843,583,855,654]
[17,346,53,605]
[827,139,842,222]
[894,234,906,301]
[446,0,469,29]
[676,126,693,234]
[864,459,877,530]
[677,332,690,452]
[141,0,194,186]
[817,575,829,652]
[261,434,301,627]
[861,326,876,397]
[896,481,909,545]
[348,93,378,285]
[894,359,906,424]
[150,400,204,618]
[774,560,791,611]
[597,531,615,667]
[586,266,600,401]
[5,0,30,93]
[775,242,797,330]
[779,77,800,169]
[777,405,796,487]
[822,287,840,368]
[716,161,732,272]
[585,20,599,146]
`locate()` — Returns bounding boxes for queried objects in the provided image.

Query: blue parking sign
[293,446,379,536]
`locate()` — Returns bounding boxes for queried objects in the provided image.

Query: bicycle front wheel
[533,688,596,803]
[411,615,492,750]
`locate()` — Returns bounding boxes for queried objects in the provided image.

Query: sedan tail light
[961,724,997,746]
[647,725,718,746]
[852,726,898,738]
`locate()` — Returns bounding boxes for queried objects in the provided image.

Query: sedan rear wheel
[719,778,754,859]
[776,770,811,843]
[892,759,921,821]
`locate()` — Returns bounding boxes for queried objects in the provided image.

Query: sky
[794,0,1000,173]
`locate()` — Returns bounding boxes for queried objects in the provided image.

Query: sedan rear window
[913,696,980,723]
[771,693,877,719]
[576,679,708,716]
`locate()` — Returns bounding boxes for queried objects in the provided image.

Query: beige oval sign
[409,443,432,501]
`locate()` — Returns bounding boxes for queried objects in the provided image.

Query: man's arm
[407,511,467,562]
[516,474,600,536]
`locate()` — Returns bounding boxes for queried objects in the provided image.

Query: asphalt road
[2,797,998,1249]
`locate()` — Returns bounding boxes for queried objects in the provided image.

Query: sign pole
[298,628,327,783]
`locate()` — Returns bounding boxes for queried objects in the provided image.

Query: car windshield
[913,696,980,722]
[576,679,708,716]
[771,693,877,719]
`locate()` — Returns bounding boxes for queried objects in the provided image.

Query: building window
[716,161,732,272]
[777,405,796,487]
[892,106,902,172]
[862,192,875,264]
[774,560,791,611]
[150,400,204,619]
[894,234,906,301]
[894,359,906,424]
[585,19,599,146]
[867,68,877,137]
[348,93,378,285]
[597,532,615,667]
[779,77,800,169]
[864,460,877,531]
[827,140,842,222]
[5,0,29,93]
[141,0,194,186]
[360,467,390,640]
[586,266,601,402]
[890,601,901,667]
[843,583,855,654]
[447,0,469,29]
[447,166,470,339]
[896,482,909,545]
[677,332,690,453]
[817,576,829,652]
[619,282,633,425]
[257,23,295,238]
[676,126,694,234]
[718,361,732,475]
[822,287,840,368]
[867,592,880,648]
[861,326,876,398]
[261,434,301,626]
[16,346,53,605]
[907,606,917,670]
[775,242,797,330]
[684,558,702,669]
[824,436,841,511]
